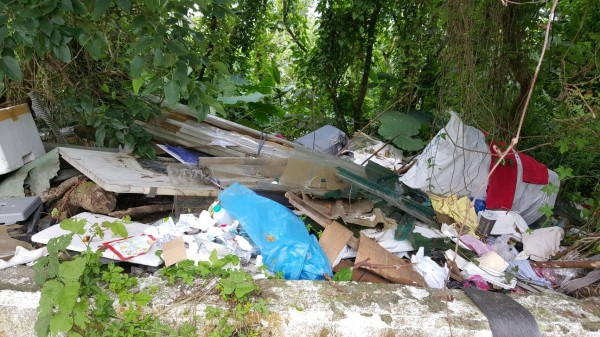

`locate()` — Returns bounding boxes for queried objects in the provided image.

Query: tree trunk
[352,1,382,131]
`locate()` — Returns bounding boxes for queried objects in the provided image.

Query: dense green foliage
[0,0,598,220]
[35,216,265,337]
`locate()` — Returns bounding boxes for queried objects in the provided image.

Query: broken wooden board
[355,233,425,287]
[31,212,162,267]
[58,147,219,196]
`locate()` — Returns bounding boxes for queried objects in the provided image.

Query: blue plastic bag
[219,183,333,280]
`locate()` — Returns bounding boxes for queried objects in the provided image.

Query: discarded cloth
[464,275,492,291]
[460,234,492,256]
[219,183,332,280]
[429,194,478,235]
[411,247,448,289]
[508,259,552,288]
[522,227,564,262]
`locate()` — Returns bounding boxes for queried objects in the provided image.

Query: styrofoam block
[0,104,46,175]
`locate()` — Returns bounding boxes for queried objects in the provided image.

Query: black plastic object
[463,287,541,337]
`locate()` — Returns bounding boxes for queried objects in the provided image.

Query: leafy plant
[377,111,425,151]
[332,266,353,281]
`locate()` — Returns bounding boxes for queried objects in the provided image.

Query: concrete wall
[1,267,599,337]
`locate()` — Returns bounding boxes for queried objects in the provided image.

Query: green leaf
[40,280,64,311]
[248,102,282,117]
[217,92,264,105]
[53,44,71,63]
[166,40,187,56]
[234,281,257,299]
[59,256,87,283]
[129,56,144,78]
[164,80,180,106]
[378,111,421,138]
[539,203,554,218]
[86,35,106,60]
[93,0,112,19]
[153,48,165,67]
[132,78,144,94]
[555,165,574,181]
[50,312,73,333]
[73,300,89,329]
[541,182,559,196]
[114,0,131,12]
[555,139,569,154]
[270,59,280,84]
[35,314,51,337]
[47,233,74,255]
[0,56,22,81]
[71,0,87,15]
[60,218,86,235]
[332,266,353,281]
[103,220,128,238]
[95,128,106,146]
[392,135,425,151]
[212,61,229,74]
[61,0,74,11]
[57,281,80,315]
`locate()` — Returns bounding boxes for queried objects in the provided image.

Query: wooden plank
[137,121,245,157]
[58,147,220,196]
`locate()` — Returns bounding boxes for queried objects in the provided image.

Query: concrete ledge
[1,268,599,337]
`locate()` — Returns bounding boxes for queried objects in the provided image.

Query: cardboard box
[0,104,46,175]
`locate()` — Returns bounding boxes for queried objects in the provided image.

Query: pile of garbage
[0,101,598,299]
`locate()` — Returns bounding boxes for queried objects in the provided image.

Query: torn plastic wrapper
[219,183,332,280]
[103,234,156,260]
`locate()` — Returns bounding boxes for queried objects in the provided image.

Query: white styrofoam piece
[0,104,46,175]
[31,212,162,267]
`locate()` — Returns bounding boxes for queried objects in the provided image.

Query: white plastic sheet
[400,112,558,225]
[400,111,490,199]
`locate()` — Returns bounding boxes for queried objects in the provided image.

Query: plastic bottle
[212,204,235,227]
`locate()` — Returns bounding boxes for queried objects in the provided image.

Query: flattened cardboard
[162,236,187,267]
[355,233,425,287]
[0,227,32,260]
[319,222,353,267]
[334,259,390,284]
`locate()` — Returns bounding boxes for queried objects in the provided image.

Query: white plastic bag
[411,247,449,289]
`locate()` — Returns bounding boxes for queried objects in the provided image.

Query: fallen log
[66,181,116,215]
[531,260,600,269]
[109,204,173,219]
[41,175,83,203]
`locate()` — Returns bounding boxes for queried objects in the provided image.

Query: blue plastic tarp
[219,183,332,280]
